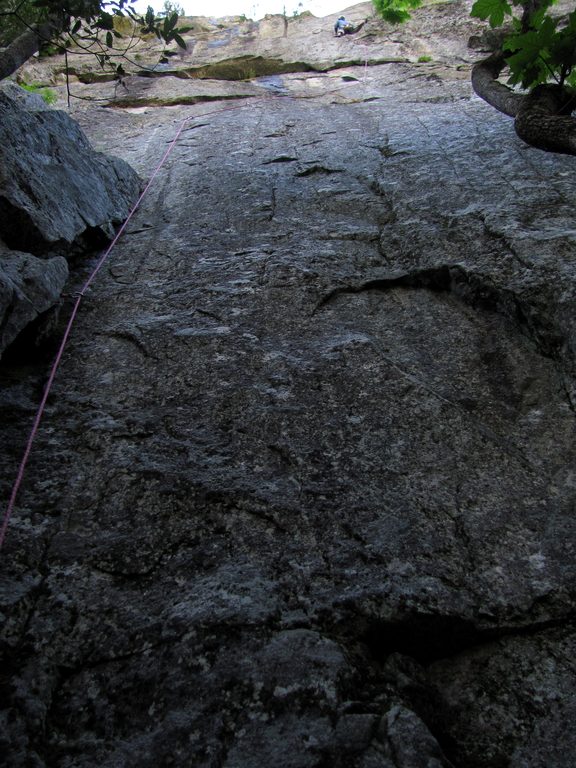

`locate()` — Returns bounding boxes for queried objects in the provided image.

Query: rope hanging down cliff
[0,75,373,553]
[0,102,252,553]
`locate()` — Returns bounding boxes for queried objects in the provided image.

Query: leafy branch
[471,0,576,89]
[372,0,423,24]
[0,0,189,82]
[57,1,189,72]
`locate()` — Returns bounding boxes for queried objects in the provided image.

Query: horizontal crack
[107,94,255,109]
[359,612,576,666]
[313,263,567,365]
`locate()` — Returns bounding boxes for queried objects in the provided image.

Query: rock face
[0,82,141,357]
[1,2,576,767]
[0,244,68,354]
[16,1,485,106]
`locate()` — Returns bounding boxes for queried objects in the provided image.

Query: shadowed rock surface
[0,85,140,254]
[0,82,141,357]
[1,2,576,766]
[0,244,68,355]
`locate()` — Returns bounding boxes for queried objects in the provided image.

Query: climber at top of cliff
[334,16,352,36]
[333,16,367,37]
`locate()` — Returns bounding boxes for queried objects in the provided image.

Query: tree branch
[471,51,523,118]
[0,20,60,81]
[472,52,576,156]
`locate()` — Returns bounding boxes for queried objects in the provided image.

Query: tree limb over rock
[472,51,576,155]
[0,21,58,82]
[471,52,522,118]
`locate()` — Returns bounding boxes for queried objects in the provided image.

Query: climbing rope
[0,76,372,553]
[0,103,245,553]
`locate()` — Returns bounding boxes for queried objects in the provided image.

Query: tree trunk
[0,21,59,82]
[472,52,576,156]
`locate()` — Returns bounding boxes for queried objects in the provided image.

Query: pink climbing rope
[0,108,214,553]
[0,89,360,552]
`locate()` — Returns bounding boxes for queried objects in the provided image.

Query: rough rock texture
[1,2,576,767]
[0,83,141,253]
[16,1,485,107]
[0,82,141,357]
[0,244,68,354]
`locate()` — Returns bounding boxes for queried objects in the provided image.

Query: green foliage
[470,0,576,88]
[418,54,432,62]
[504,14,557,86]
[70,0,189,70]
[0,0,187,72]
[373,0,576,91]
[20,82,58,104]
[372,0,422,24]
[470,0,512,28]
[470,0,556,28]
[372,0,421,24]
[162,10,186,49]
[504,8,576,87]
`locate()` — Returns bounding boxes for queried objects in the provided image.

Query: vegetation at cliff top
[0,0,188,83]
[376,0,576,90]
[375,0,576,154]
[1,0,576,153]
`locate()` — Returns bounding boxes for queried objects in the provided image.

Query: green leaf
[551,34,576,66]
[97,12,115,30]
[172,31,186,49]
[503,17,560,88]
[504,18,556,64]
[145,5,155,26]
[164,11,178,33]
[373,0,422,25]
[470,0,512,28]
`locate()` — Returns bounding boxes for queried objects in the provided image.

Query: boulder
[0,244,68,354]
[0,82,141,356]
[0,82,141,255]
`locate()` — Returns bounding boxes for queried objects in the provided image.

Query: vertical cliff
[1,3,576,766]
